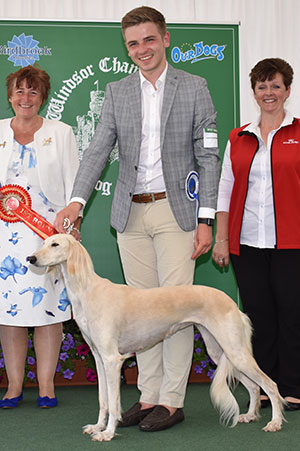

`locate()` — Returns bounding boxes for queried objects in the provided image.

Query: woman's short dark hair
[6,65,50,104]
[250,58,293,90]
[121,6,167,38]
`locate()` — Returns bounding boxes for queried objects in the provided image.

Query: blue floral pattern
[0,138,71,326]
[19,286,48,307]
[58,288,71,312]
[0,255,28,282]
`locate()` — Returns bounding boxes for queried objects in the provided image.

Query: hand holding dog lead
[54,202,83,233]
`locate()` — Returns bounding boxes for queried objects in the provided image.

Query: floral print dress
[0,140,71,326]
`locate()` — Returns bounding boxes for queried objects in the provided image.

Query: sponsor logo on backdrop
[171,41,225,64]
[0,33,52,67]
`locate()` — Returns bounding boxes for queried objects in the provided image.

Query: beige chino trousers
[117,198,195,407]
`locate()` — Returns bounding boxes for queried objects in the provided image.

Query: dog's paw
[238,413,259,423]
[83,424,100,435]
[263,420,282,432]
[91,429,115,442]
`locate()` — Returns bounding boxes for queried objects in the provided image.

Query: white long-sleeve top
[217,111,294,249]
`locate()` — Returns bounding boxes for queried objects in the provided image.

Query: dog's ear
[66,239,94,284]
[67,239,82,275]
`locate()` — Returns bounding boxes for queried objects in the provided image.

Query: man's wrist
[198,218,214,226]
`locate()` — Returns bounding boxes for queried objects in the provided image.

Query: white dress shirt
[134,65,167,194]
[217,111,294,249]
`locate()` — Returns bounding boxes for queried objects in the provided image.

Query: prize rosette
[185,171,200,228]
[0,184,57,240]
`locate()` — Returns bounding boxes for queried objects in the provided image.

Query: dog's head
[27,234,76,268]
[28,234,95,289]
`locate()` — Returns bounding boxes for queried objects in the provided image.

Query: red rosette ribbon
[0,184,57,240]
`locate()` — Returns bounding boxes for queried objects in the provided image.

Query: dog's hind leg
[241,364,284,432]
[196,325,240,427]
[220,344,284,431]
[237,373,260,424]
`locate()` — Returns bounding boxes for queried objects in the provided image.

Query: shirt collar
[244,110,294,134]
[139,63,168,90]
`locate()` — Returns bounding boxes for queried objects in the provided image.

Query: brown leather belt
[132,192,166,203]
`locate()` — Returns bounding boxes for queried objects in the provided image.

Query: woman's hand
[212,239,229,267]
[212,211,230,267]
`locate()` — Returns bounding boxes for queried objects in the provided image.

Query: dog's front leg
[91,356,123,442]
[83,350,109,436]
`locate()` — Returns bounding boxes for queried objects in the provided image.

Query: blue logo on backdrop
[0,33,52,67]
[171,41,225,64]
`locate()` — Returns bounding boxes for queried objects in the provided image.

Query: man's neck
[140,62,167,89]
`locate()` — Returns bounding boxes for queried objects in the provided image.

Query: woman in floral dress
[0,65,80,408]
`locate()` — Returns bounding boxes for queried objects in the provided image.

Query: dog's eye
[51,243,59,247]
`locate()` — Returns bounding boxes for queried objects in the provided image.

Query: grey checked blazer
[72,64,220,233]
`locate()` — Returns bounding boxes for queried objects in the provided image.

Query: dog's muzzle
[26,255,37,265]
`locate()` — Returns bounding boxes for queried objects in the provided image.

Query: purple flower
[28,339,33,348]
[127,360,137,368]
[65,333,74,346]
[59,352,69,362]
[207,369,215,379]
[201,360,207,368]
[27,356,35,365]
[62,343,71,351]
[56,362,62,372]
[194,333,201,341]
[27,371,36,380]
[63,369,74,380]
[207,356,216,365]
[0,358,5,369]
[195,347,202,355]
[194,364,203,374]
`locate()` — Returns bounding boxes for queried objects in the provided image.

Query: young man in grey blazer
[55,6,220,432]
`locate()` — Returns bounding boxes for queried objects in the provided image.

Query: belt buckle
[151,193,155,202]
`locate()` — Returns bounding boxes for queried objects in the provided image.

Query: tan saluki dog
[27,234,284,441]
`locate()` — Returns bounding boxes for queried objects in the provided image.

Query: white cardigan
[0,118,79,207]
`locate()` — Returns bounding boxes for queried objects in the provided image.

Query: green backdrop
[0,21,240,302]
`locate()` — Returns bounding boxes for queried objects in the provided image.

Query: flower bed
[0,321,215,387]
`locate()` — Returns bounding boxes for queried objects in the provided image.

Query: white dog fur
[27,234,284,441]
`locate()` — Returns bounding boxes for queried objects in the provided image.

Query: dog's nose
[26,255,37,264]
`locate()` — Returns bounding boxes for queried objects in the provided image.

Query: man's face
[124,21,170,80]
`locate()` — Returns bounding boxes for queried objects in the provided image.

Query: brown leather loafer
[139,406,184,432]
[118,402,156,427]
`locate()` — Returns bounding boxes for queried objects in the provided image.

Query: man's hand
[191,223,213,260]
[54,202,83,233]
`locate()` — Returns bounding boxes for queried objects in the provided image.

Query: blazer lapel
[127,72,142,148]
[161,66,178,145]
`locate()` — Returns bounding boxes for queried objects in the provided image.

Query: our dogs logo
[171,41,225,64]
[0,33,51,68]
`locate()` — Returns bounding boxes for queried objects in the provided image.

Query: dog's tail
[210,352,240,427]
